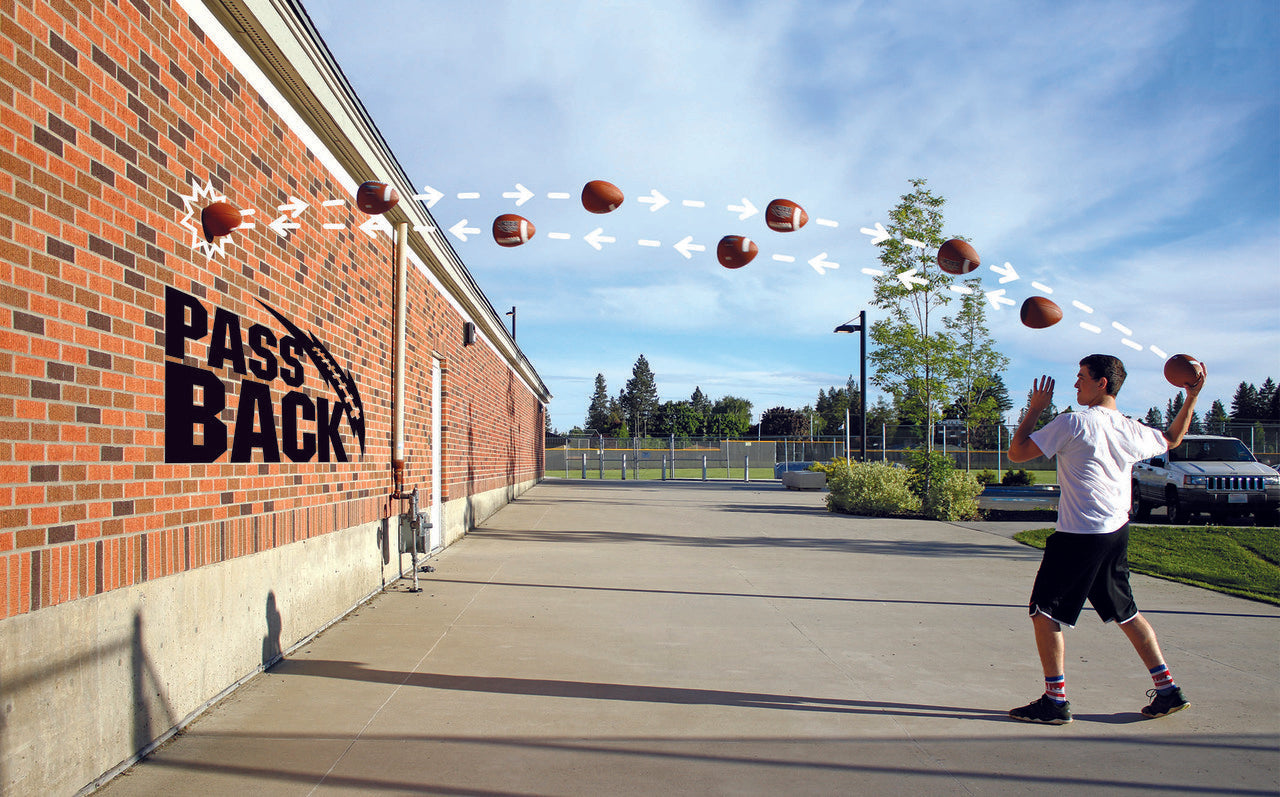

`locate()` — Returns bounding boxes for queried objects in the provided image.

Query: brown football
[355,180,400,215]
[492,213,536,247]
[1163,354,1204,388]
[765,198,808,232]
[1019,296,1062,329]
[716,235,758,269]
[937,238,980,275]
[581,180,624,214]
[200,201,242,242]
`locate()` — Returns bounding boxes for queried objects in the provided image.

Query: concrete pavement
[98,479,1280,795]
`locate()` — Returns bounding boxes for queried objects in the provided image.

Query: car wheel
[1165,489,1190,525]
[1131,482,1152,521]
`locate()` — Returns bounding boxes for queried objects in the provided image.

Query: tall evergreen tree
[585,374,611,433]
[1205,399,1229,433]
[690,386,711,435]
[621,354,659,437]
[1143,407,1164,428]
[1259,378,1278,420]
[1230,381,1261,421]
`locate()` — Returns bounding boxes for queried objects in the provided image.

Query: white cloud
[302,0,1279,434]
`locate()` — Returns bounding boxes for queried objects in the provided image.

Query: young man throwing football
[1006,354,1204,724]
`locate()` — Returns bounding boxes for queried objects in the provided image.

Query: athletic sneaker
[1009,695,1073,725]
[1142,687,1189,718]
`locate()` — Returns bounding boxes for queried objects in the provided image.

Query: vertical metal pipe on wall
[391,221,409,494]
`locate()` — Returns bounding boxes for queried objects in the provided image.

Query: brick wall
[0,0,545,622]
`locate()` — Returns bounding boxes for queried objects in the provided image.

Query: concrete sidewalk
[100,480,1280,796]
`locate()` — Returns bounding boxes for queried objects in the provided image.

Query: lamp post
[505,306,516,340]
[834,311,867,462]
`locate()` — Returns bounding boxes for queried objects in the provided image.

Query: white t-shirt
[1030,406,1168,534]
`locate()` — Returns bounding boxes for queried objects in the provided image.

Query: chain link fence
[546,422,1280,480]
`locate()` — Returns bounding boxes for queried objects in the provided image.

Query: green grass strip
[1014,526,1280,606]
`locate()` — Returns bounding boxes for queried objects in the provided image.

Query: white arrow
[584,227,616,251]
[808,252,839,275]
[412,185,444,208]
[985,288,1016,309]
[860,222,890,245]
[277,196,308,218]
[673,236,705,259]
[638,189,669,212]
[359,214,392,239]
[448,218,480,242]
[896,267,929,289]
[268,214,300,236]
[727,198,758,220]
[990,261,1019,283]
[502,183,535,206]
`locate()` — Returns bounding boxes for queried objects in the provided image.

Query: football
[716,235,758,269]
[582,180,624,214]
[766,199,808,232]
[492,213,536,247]
[200,201,242,242]
[937,238,980,275]
[1019,296,1062,329]
[1163,354,1204,389]
[355,180,400,215]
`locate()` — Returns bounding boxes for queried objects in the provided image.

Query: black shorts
[1029,524,1138,627]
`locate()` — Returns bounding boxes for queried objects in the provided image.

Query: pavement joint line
[307,561,507,795]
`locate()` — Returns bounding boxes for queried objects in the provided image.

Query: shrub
[814,458,921,517]
[906,449,983,521]
[976,470,999,486]
[1002,469,1034,486]
[929,469,983,521]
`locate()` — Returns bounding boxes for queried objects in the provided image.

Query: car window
[1168,439,1255,463]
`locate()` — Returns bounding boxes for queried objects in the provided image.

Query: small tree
[945,277,1009,450]
[708,396,752,438]
[761,406,808,436]
[868,179,960,448]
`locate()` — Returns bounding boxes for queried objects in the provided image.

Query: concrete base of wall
[0,478,538,796]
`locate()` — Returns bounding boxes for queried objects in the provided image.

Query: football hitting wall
[0,0,548,792]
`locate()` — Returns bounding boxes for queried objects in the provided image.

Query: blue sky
[304,0,1279,433]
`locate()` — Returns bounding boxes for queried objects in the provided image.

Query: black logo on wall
[164,286,366,463]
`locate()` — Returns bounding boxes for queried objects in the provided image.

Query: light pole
[505,306,516,340]
[834,311,867,462]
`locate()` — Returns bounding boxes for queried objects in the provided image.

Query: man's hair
[1080,354,1126,397]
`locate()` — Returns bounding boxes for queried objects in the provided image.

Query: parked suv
[1132,435,1280,525]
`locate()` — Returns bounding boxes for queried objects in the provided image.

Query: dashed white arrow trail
[360,215,392,239]
[985,289,1015,309]
[808,253,839,275]
[502,184,535,206]
[268,215,300,236]
[585,228,616,250]
[448,218,480,242]
[896,267,929,288]
[638,189,669,212]
[277,197,308,218]
[990,262,1019,283]
[412,185,444,208]
[860,222,890,245]
[728,198,758,220]
[674,236,705,259]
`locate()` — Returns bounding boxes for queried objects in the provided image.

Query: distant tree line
[1141,377,1280,433]
[569,355,755,438]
